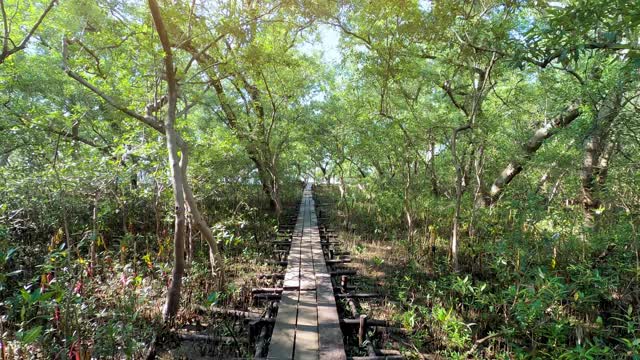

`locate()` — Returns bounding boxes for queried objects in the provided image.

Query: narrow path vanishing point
[266,184,347,360]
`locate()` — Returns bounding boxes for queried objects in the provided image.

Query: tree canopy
[1,0,639,358]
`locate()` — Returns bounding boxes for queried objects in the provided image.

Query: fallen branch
[196,305,262,320]
[463,332,502,358]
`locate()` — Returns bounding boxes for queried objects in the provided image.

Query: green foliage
[16,325,42,344]
[1,0,639,357]
[431,305,472,349]
[0,248,21,292]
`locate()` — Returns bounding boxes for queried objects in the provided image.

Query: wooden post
[358,314,367,347]
[341,275,348,292]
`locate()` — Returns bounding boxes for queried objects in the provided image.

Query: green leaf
[206,291,220,306]
[29,288,43,303]
[16,325,42,344]
[5,248,16,261]
[5,270,23,277]
[20,288,31,302]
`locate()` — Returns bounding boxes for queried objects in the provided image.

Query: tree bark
[263,162,282,216]
[581,90,622,230]
[148,0,185,321]
[162,125,186,321]
[162,110,186,320]
[486,102,582,204]
[403,160,413,243]
[179,147,225,285]
[450,124,471,272]
[251,155,282,216]
[90,192,99,272]
[428,141,440,196]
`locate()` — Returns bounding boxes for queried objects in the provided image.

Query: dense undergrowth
[2,0,640,359]
[0,176,301,358]
[314,184,640,359]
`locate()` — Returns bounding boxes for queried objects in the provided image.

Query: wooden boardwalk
[266,185,346,360]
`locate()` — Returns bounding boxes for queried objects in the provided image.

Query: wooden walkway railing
[266,185,347,360]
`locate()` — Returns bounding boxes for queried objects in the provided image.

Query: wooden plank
[312,251,327,274]
[267,290,299,359]
[300,240,316,290]
[299,268,315,290]
[283,241,301,290]
[294,218,304,236]
[315,283,346,356]
[312,203,346,360]
[268,184,346,359]
[283,198,303,287]
[316,274,346,360]
[294,291,319,360]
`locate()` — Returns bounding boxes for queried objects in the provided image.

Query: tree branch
[62,37,166,134]
[1,0,9,54]
[442,81,469,117]
[487,101,582,204]
[0,0,56,64]
[2,103,111,153]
